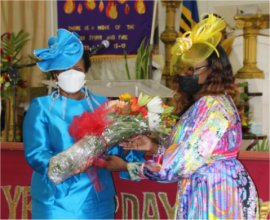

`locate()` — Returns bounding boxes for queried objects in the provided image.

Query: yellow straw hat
[171,14,226,74]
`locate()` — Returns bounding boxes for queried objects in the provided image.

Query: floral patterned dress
[128,95,258,219]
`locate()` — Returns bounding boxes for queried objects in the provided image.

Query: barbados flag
[179,0,199,36]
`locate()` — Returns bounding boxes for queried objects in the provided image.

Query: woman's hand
[94,155,128,171]
[74,157,94,174]
[119,135,158,154]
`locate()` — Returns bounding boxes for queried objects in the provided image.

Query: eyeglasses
[175,65,209,75]
[187,65,208,73]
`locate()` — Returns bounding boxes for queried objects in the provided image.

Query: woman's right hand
[119,135,158,153]
[74,157,94,174]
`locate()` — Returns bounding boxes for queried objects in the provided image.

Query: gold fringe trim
[90,54,137,62]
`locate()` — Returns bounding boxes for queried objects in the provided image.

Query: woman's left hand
[119,134,158,153]
[94,155,128,171]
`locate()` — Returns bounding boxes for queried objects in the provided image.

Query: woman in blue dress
[23,28,143,219]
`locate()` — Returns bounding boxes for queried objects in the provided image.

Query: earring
[84,84,89,97]
[49,84,60,111]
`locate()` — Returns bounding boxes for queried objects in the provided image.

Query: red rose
[7,55,12,62]
[18,80,28,88]
[6,32,11,40]
[3,73,10,82]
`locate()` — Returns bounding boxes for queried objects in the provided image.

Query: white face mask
[57,69,85,93]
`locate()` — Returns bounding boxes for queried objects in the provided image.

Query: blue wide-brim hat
[34,29,83,72]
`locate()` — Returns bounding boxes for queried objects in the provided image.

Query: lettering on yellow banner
[80,35,86,41]
[68,25,81,31]
[97,25,110,30]
[65,22,138,52]
[142,192,160,219]
[84,45,90,50]
[121,192,139,219]
[113,43,126,49]
[1,185,22,219]
[259,199,270,219]
[118,35,128,40]
[88,35,103,40]
[115,25,121,30]
[107,35,116,41]
[119,191,176,219]
[21,186,32,219]
[158,192,176,219]
[126,24,135,30]
[115,195,119,213]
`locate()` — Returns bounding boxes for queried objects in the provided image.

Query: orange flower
[130,97,139,112]
[130,97,148,117]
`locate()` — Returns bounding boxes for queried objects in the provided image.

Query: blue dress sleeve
[106,145,145,180]
[23,98,53,176]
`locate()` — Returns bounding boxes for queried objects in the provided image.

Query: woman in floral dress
[99,14,259,219]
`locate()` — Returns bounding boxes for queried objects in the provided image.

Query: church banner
[57,0,154,56]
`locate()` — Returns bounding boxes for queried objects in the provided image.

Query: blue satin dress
[23,89,144,219]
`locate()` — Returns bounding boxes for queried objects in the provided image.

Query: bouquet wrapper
[48,114,149,184]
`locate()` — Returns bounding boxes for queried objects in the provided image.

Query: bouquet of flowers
[48,93,177,184]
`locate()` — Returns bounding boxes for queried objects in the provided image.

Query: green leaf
[135,38,151,79]
[124,51,131,80]
[138,93,152,106]
[1,30,31,72]
[163,106,174,114]
[135,39,145,79]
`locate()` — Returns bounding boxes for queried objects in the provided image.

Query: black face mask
[176,74,202,95]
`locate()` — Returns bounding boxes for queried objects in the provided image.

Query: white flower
[139,121,148,129]
[147,96,164,114]
[148,112,161,131]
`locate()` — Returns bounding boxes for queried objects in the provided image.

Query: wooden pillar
[160,0,181,87]
[234,14,269,79]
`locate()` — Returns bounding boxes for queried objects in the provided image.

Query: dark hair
[198,45,237,99]
[172,44,239,116]
[82,50,91,72]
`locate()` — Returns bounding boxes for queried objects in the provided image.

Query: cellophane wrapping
[48,114,149,184]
